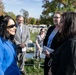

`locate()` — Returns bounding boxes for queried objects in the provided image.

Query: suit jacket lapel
[22,25,25,36]
[17,27,21,36]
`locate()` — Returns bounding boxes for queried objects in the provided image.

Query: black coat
[51,35,76,75]
[43,26,63,75]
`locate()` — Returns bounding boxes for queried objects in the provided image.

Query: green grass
[30,31,38,43]
[25,58,44,75]
[25,66,44,75]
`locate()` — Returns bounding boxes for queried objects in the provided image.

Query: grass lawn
[25,66,44,75]
[30,31,38,43]
[24,58,44,75]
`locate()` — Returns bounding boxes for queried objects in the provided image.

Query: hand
[20,43,26,48]
[44,50,50,58]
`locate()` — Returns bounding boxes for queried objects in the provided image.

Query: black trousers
[44,56,51,75]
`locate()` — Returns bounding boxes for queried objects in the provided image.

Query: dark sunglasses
[7,24,17,28]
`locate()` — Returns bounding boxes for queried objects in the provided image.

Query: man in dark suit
[14,15,30,75]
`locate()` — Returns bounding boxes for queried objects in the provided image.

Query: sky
[2,0,43,19]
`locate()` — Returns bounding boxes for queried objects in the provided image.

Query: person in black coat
[51,12,76,75]
[43,12,62,75]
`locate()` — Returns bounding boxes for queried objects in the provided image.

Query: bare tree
[20,9,29,23]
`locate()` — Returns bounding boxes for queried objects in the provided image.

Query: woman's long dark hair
[0,15,16,41]
[61,12,76,38]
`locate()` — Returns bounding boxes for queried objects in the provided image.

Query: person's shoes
[20,71,26,75]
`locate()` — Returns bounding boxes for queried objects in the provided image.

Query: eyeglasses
[7,24,17,28]
[53,17,60,18]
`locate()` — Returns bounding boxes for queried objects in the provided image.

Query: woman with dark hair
[0,15,21,75]
[51,12,76,75]
[35,28,45,58]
